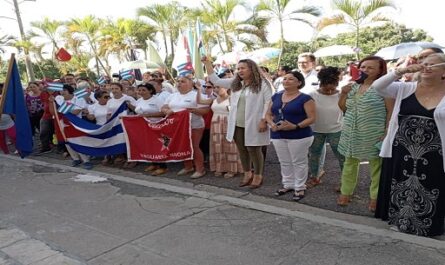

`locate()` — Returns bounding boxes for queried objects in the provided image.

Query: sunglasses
[103,96,110,99]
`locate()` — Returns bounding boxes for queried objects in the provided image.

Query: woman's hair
[63,84,75,94]
[137,83,156,96]
[289,70,305,89]
[426,52,445,63]
[94,90,108,100]
[358,56,387,79]
[317,67,341,87]
[231,59,264,93]
[28,81,40,87]
[110,82,123,90]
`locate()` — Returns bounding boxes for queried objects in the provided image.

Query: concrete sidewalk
[0,155,444,264]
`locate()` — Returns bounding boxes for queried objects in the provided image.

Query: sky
[1,0,444,54]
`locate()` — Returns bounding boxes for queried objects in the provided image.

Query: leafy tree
[29,18,63,60]
[67,16,109,76]
[257,0,321,67]
[315,23,433,66]
[317,0,396,59]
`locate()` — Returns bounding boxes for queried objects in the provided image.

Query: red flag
[121,110,193,162]
[56,47,71,61]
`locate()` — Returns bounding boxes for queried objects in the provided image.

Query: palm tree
[200,0,249,53]
[0,34,16,54]
[67,15,109,75]
[29,18,63,60]
[137,3,180,60]
[317,0,396,59]
[257,0,321,67]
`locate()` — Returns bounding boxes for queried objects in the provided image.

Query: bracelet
[295,124,301,129]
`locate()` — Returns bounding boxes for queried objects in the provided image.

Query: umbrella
[247,48,281,63]
[215,51,248,65]
[120,60,161,70]
[374,42,444,60]
[314,45,356,57]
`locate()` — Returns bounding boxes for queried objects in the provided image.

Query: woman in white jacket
[373,53,445,237]
[202,57,272,189]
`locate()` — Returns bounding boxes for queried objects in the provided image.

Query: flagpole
[0,54,16,117]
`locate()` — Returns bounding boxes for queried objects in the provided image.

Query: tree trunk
[277,18,284,69]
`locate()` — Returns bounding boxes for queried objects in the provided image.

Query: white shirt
[162,81,176,93]
[164,90,208,129]
[55,95,87,118]
[300,69,319,94]
[0,114,14,130]
[88,103,108,125]
[135,96,163,122]
[308,90,343,133]
[274,76,284,92]
[156,91,171,105]
[107,94,137,116]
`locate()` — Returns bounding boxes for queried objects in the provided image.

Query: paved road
[0,155,444,265]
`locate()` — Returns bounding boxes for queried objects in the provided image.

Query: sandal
[368,199,377,212]
[214,171,223,177]
[292,190,305,202]
[223,172,236,179]
[306,177,322,189]
[274,188,293,196]
[337,194,351,206]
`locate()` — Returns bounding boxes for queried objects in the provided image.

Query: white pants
[66,145,90,162]
[272,136,314,191]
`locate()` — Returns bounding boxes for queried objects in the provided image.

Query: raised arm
[202,56,235,88]
[373,64,424,98]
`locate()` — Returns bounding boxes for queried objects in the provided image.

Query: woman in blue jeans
[307,67,345,187]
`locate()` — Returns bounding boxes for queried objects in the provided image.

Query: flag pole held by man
[0,54,33,158]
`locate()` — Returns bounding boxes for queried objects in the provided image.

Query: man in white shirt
[274,65,291,92]
[297,52,319,94]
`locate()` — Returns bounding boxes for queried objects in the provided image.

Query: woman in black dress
[373,53,445,237]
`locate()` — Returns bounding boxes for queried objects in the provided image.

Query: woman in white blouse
[106,82,137,166]
[202,57,272,189]
[134,83,167,175]
[161,77,210,179]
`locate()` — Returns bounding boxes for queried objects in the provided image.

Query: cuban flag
[120,69,134,80]
[46,82,64,92]
[97,75,107,85]
[57,102,127,156]
[172,31,194,77]
[57,101,75,114]
[176,62,194,77]
[73,88,88,99]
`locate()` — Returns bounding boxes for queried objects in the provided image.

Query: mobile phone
[354,71,368,84]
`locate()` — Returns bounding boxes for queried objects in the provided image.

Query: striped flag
[46,82,64,92]
[74,88,88,99]
[57,102,127,156]
[172,31,194,77]
[120,69,134,80]
[176,62,194,77]
[97,76,106,85]
[57,101,75,114]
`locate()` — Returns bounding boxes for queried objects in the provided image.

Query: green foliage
[315,23,432,66]
[33,60,61,79]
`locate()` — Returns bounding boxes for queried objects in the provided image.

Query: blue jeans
[309,132,344,177]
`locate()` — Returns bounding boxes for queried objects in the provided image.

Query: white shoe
[190,171,206,179]
[177,168,194,176]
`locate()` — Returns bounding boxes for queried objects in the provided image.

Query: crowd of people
[0,47,444,238]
